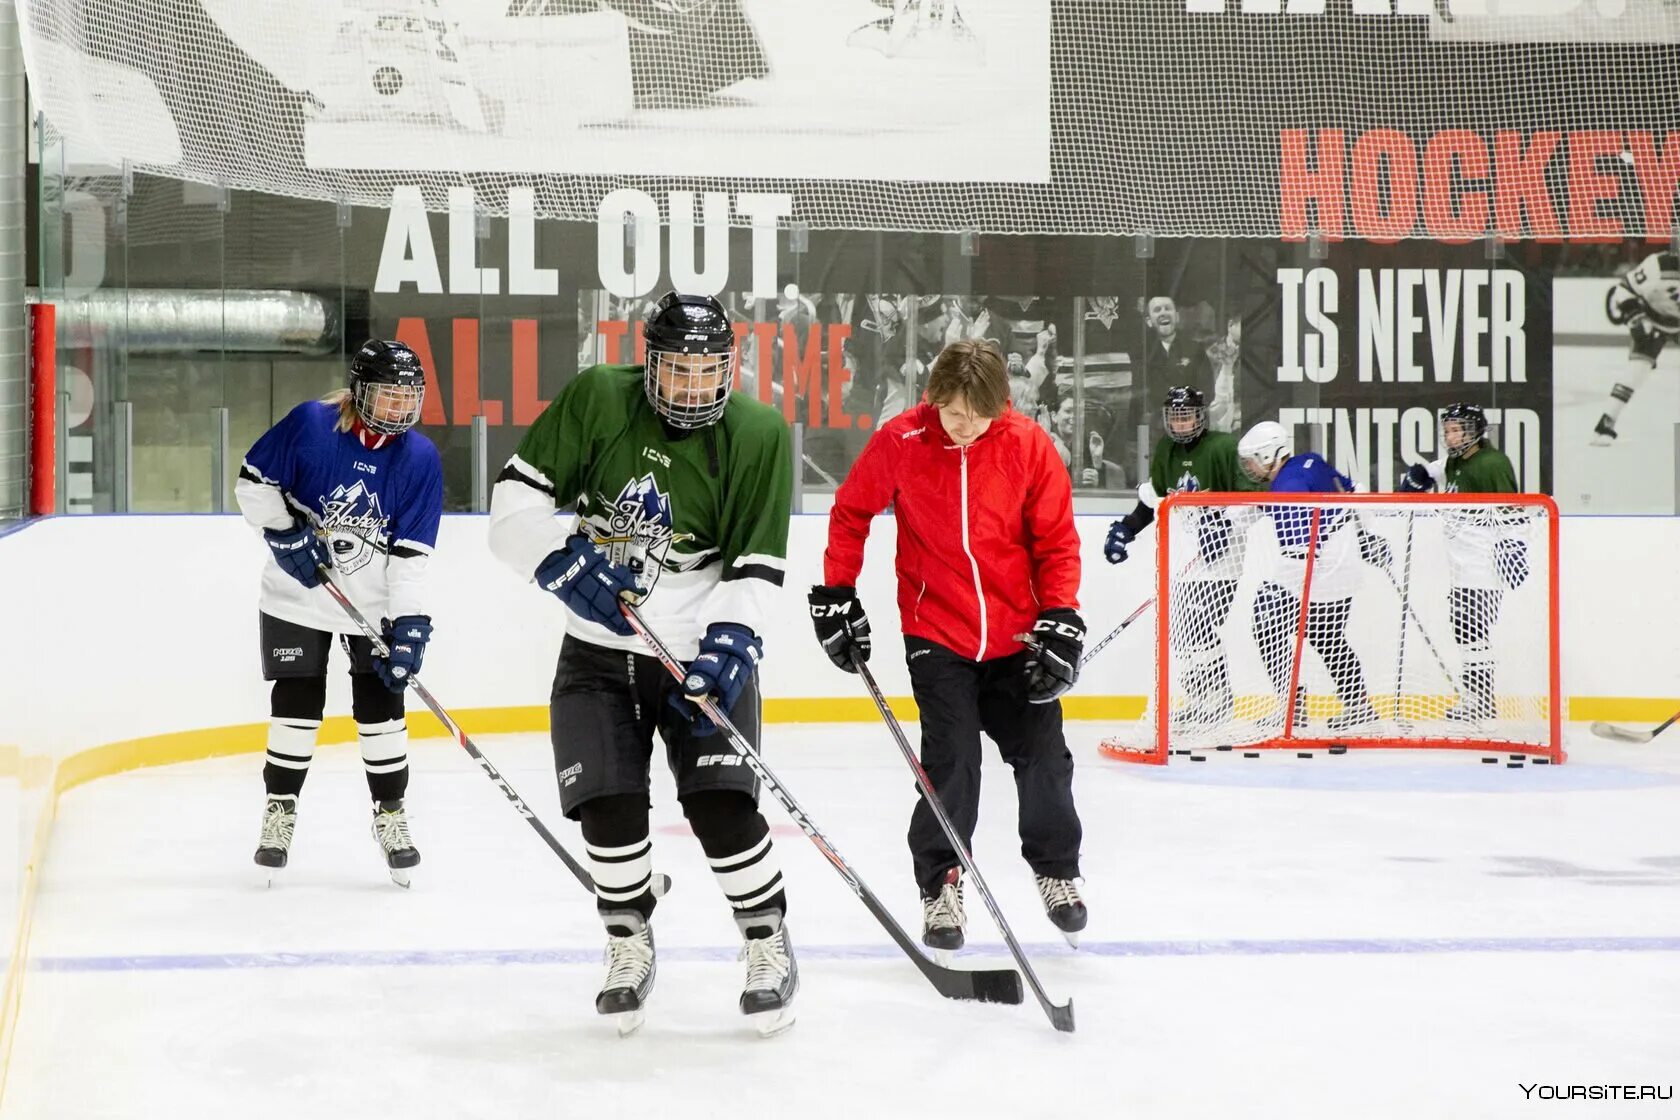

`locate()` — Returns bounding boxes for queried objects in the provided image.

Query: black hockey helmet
[642,291,736,429]
[1162,384,1207,444]
[348,339,426,436]
[1440,402,1487,458]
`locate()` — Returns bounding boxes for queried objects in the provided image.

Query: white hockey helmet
[1238,420,1292,483]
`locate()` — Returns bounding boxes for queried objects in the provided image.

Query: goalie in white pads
[1396,403,1526,721]
[235,340,442,887]
[1238,422,1390,733]
[1592,252,1679,446]
[1104,387,1257,729]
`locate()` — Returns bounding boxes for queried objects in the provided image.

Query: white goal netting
[18,0,1680,235]
[1100,492,1562,764]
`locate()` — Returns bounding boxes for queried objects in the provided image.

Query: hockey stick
[619,602,1023,1008]
[854,661,1075,1032]
[315,570,670,899]
[1591,708,1680,744]
[1079,596,1155,669]
[1391,511,1416,722]
[1355,514,1461,695]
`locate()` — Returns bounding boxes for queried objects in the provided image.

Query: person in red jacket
[807,339,1089,952]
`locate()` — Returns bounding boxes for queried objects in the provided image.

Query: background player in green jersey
[1104,386,1257,728]
[488,292,798,1036]
[1398,403,1528,721]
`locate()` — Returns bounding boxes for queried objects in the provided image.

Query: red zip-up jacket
[823,402,1081,662]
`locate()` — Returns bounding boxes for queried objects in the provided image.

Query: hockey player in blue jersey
[235,340,444,886]
[1237,422,1392,734]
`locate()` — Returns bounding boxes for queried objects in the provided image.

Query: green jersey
[1424,442,1524,590]
[488,365,792,657]
[1143,430,1257,580]
[1147,430,1257,500]
[1441,445,1518,494]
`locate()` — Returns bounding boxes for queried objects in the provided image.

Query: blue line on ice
[35,935,1680,973]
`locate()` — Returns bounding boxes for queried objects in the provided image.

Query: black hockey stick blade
[1591,709,1679,744]
[933,960,1025,1005]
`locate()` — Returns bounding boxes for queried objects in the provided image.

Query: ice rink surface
[7,724,1678,1120]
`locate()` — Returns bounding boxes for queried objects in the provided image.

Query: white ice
[6,724,1678,1120]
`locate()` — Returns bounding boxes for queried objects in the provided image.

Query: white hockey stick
[1590,709,1680,744]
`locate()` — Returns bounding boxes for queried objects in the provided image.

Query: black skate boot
[1326,696,1379,734]
[921,867,966,963]
[596,910,656,1037]
[736,908,798,1037]
[1590,413,1618,446]
[254,795,296,885]
[371,799,420,888]
[1035,875,1088,948]
[1444,668,1496,723]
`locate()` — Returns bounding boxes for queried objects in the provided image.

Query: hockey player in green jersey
[488,292,798,1036]
[1397,402,1527,721]
[1103,386,1257,728]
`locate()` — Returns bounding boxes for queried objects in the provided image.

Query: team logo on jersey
[1172,470,1202,494]
[317,481,390,575]
[1085,297,1121,329]
[585,473,692,597]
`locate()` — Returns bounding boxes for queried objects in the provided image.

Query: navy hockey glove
[536,533,637,637]
[1104,520,1137,565]
[1494,537,1530,589]
[1022,607,1084,705]
[263,519,331,588]
[807,585,871,672]
[1398,463,1435,493]
[375,614,432,693]
[1358,528,1393,574]
[671,622,763,737]
[1198,513,1234,565]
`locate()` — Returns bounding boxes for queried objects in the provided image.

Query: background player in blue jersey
[1237,422,1392,734]
[234,340,444,886]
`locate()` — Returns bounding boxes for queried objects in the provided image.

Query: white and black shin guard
[685,793,786,925]
[351,673,408,803]
[587,837,657,918]
[265,676,326,798]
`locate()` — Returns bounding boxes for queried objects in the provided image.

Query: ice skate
[371,799,420,888]
[736,908,798,1037]
[1035,875,1088,948]
[1171,681,1234,733]
[1255,691,1309,733]
[1326,697,1379,734]
[921,867,966,965]
[596,910,656,1037]
[1443,696,1496,724]
[253,795,296,886]
[1590,414,1617,446]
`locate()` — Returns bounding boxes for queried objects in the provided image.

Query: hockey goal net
[1099,492,1562,766]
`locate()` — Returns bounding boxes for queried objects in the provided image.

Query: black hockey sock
[352,672,409,803]
[265,677,326,798]
[683,790,786,931]
[580,793,657,923]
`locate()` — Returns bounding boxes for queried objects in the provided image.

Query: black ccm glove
[1020,607,1085,704]
[807,585,872,673]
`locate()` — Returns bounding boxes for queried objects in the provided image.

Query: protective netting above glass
[18,0,1680,236]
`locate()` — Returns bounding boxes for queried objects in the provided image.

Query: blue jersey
[1267,452,1354,555]
[236,400,443,634]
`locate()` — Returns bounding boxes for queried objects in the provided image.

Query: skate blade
[747,1006,796,1038]
[1061,930,1080,949]
[614,1009,646,1038]
[388,868,412,889]
[933,948,954,968]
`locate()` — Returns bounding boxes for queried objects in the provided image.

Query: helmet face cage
[1440,406,1486,458]
[644,348,734,430]
[353,379,424,436]
[1163,402,1206,444]
[348,340,426,436]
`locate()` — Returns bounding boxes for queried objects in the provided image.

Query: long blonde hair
[320,388,356,433]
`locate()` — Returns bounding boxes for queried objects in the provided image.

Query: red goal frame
[1099,491,1563,766]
